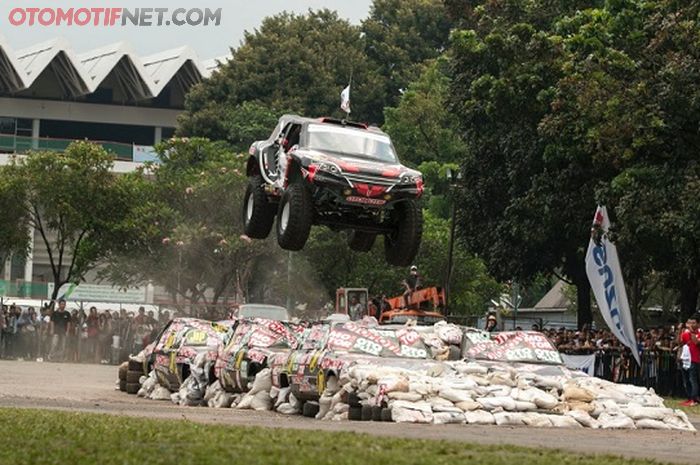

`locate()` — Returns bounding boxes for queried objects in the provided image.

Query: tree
[383,59,465,167]
[448,1,603,328]
[102,138,270,308]
[362,0,454,121]
[541,0,700,319]
[179,9,377,142]
[449,0,700,326]
[0,142,134,301]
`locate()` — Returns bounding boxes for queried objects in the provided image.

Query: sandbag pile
[132,358,695,430]
[122,320,694,431]
[321,360,695,431]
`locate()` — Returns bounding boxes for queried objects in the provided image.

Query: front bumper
[307,171,422,208]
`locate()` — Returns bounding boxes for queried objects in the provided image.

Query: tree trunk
[679,277,699,321]
[576,276,592,330]
[565,253,592,330]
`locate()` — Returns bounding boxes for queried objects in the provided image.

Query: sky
[0,0,374,59]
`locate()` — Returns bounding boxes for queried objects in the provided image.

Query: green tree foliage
[362,0,453,121]
[449,0,700,324]
[449,1,598,326]
[383,59,465,167]
[179,9,376,141]
[0,142,134,300]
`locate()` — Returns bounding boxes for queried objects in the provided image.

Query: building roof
[0,34,227,100]
[534,280,570,310]
[516,280,571,314]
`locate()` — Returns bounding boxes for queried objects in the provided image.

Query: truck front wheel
[243,175,276,239]
[384,201,423,267]
[276,183,313,251]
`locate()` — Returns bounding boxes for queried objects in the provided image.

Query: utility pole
[286,251,293,312]
[444,167,461,314]
[511,280,521,329]
[445,200,456,314]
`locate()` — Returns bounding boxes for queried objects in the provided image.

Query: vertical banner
[585,206,640,365]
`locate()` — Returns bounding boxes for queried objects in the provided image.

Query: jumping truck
[243,115,424,267]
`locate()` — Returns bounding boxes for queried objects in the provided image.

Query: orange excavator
[334,286,446,325]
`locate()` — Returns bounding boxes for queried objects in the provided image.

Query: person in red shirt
[679,314,700,406]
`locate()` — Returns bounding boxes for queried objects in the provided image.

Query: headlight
[400,174,420,184]
[316,162,341,175]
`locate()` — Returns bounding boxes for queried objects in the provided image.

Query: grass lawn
[0,408,669,465]
[664,398,700,416]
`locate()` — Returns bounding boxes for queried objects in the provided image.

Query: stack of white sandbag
[323,359,695,431]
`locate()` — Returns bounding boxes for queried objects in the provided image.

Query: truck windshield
[306,124,397,163]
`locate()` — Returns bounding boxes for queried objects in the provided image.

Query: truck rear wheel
[276,183,313,251]
[243,175,276,239]
[384,201,422,266]
[348,230,376,252]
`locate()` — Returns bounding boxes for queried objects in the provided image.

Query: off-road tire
[384,200,423,267]
[381,407,393,422]
[243,175,276,239]
[348,405,363,421]
[302,401,320,418]
[276,183,313,251]
[119,379,127,392]
[126,370,143,384]
[360,405,373,421]
[347,393,361,407]
[348,230,376,252]
[128,359,143,373]
[371,405,383,421]
[126,382,140,395]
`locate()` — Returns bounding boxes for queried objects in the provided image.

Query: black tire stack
[125,359,144,395]
[347,392,392,422]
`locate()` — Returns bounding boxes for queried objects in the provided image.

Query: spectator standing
[485,314,498,333]
[0,306,7,358]
[86,307,99,363]
[97,312,111,363]
[402,265,422,309]
[679,314,700,406]
[49,300,72,362]
[131,307,151,353]
[16,307,37,360]
[3,306,19,358]
[69,309,83,362]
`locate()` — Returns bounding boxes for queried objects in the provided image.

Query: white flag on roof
[585,205,640,366]
[340,85,351,114]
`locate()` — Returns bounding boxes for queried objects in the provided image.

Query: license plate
[346,196,386,206]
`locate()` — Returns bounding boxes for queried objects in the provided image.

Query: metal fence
[0,134,137,160]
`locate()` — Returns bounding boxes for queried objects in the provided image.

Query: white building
[0,35,225,300]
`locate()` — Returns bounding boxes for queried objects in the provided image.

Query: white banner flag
[562,354,597,376]
[585,206,640,365]
[340,85,351,114]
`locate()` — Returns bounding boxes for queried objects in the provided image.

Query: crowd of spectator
[0,299,172,363]
[540,325,681,355]
[483,314,700,401]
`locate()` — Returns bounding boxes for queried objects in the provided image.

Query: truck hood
[292,148,420,180]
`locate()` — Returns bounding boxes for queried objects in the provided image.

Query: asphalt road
[0,361,697,464]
